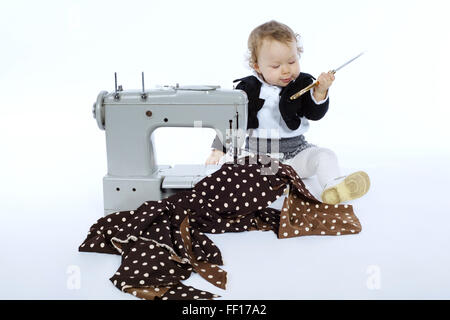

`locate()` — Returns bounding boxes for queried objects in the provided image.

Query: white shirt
[249,71,329,139]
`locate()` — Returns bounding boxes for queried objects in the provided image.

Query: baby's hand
[315,71,335,94]
[205,149,225,165]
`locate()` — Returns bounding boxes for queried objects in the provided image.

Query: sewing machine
[92,73,248,215]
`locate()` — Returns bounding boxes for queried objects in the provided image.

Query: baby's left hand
[316,71,335,94]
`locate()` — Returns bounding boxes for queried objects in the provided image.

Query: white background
[1,0,449,299]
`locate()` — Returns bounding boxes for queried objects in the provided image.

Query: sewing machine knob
[93,91,107,130]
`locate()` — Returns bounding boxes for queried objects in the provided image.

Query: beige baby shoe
[321,171,370,205]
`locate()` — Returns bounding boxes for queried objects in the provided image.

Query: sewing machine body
[93,84,247,215]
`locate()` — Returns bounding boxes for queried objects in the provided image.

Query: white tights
[283,147,341,190]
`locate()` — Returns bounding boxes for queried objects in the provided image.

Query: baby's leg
[284,147,341,189]
[285,147,370,204]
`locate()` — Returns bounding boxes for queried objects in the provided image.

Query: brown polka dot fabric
[79,154,362,300]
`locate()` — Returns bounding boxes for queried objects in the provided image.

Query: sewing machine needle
[290,51,365,100]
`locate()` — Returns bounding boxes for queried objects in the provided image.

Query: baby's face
[254,38,300,87]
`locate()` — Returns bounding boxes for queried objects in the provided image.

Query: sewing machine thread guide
[114,72,120,100]
[141,72,147,100]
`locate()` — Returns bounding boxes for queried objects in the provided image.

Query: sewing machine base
[103,176,168,216]
[103,164,221,215]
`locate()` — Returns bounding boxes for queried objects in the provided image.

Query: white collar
[251,70,283,91]
[252,70,265,84]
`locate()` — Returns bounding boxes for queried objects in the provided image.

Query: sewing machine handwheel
[93,91,108,130]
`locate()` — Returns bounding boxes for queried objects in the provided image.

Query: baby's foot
[321,171,370,205]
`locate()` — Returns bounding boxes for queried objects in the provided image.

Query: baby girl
[206,20,370,205]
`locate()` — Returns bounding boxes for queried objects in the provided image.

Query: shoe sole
[321,171,370,205]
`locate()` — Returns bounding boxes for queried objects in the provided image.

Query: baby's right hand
[205,149,225,165]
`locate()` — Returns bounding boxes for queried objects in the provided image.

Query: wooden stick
[289,81,319,100]
[289,70,336,101]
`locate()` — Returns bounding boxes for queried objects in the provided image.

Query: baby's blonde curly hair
[246,20,303,70]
